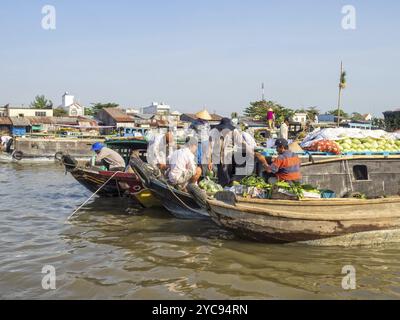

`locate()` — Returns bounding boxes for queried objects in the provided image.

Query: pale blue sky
[0,0,399,116]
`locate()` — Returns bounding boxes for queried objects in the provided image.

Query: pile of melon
[336,138,400,153]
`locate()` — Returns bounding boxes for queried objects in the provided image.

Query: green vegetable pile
[199,177,224,194]
[274,182,322,199]
[240,175,272,190]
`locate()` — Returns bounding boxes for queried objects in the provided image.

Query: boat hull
[149,178,209,219]
[207,195,400,243]
[70,168,157,208]
[129,155,209,219]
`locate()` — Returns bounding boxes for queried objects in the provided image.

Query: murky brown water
[0,162,400,299]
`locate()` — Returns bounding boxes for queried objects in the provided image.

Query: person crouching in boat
[167,137,202,191]
[89,142,126,171]
[147,131,175,173]
[256,138,301,184]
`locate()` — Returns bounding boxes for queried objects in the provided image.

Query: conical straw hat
[195,109,213,121]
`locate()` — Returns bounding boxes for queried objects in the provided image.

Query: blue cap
[91,142,104,151]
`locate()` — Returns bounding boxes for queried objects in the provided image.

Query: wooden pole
[337,61,343,127]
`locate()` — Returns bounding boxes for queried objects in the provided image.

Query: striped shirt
[270,150,301,182]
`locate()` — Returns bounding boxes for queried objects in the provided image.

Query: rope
[66,170,122,222]
[165,182,208,216]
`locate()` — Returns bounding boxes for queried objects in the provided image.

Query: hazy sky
[0,0,399,117]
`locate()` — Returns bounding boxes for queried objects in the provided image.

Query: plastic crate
[320,190,336,198]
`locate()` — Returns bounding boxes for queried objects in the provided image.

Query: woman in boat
[256,138,302,183]
[167,137,202,191]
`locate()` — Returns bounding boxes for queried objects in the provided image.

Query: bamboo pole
[337,61,343,127]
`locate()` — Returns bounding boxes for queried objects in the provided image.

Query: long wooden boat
[130,155,209,219]
[202,192,400,243]
[68,166,156,208]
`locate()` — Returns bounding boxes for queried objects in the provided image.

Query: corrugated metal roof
[0,117,12,125]
[103,108,135,122]
[53,117,79,125]
[25,117,56,125]
[10,117,30,126]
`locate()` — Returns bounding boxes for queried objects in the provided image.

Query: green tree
[328,109,349,118]
[53,108,67,117]
[372,117,385,130]
[30,95,53,109]
[244,100,294,124]
[351,112,364,121]
[88,102,119,116]
[306,107,320,120]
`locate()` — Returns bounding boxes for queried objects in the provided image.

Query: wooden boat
[129,155,209,219]
[201,192,400,243]
[61,138,159,208]
[300,155,400,198]
[67,166,156,208]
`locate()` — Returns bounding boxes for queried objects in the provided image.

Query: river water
[0,162,399,299]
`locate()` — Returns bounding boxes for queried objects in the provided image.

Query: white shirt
[1,136,11,146]
[279,123,289,140]
[147,134,175,167]
[168,147,196,184]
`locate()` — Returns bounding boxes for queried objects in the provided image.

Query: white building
[142,102,170,115]
[61,92,85,117]
[2,105,53,117]
[125,108,140,116]
[293,113,307,124]
[362,113,373,121]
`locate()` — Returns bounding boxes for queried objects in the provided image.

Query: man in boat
[279,117,290,140]
[256,138,301,183]
[208,118,243,186]
[89,142,126,171]
[167,137,202,190]
[147,131,175,172]
[189,109,213,174]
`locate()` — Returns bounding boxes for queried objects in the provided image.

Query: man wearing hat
[256,138,301,183]
[208,117,242,186]
[190,109,213,170]
[89,142,126,171]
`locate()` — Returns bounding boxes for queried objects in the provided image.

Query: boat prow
[130,155,209,219]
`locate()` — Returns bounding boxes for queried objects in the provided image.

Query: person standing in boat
[256,138,301,183]
[89,142,126,171]
[267,107,275,129]
[147,131,175,172]
[189,109,213,173]
[279,117,290,140]
[167,137,202,190]
[208,118,242,187]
